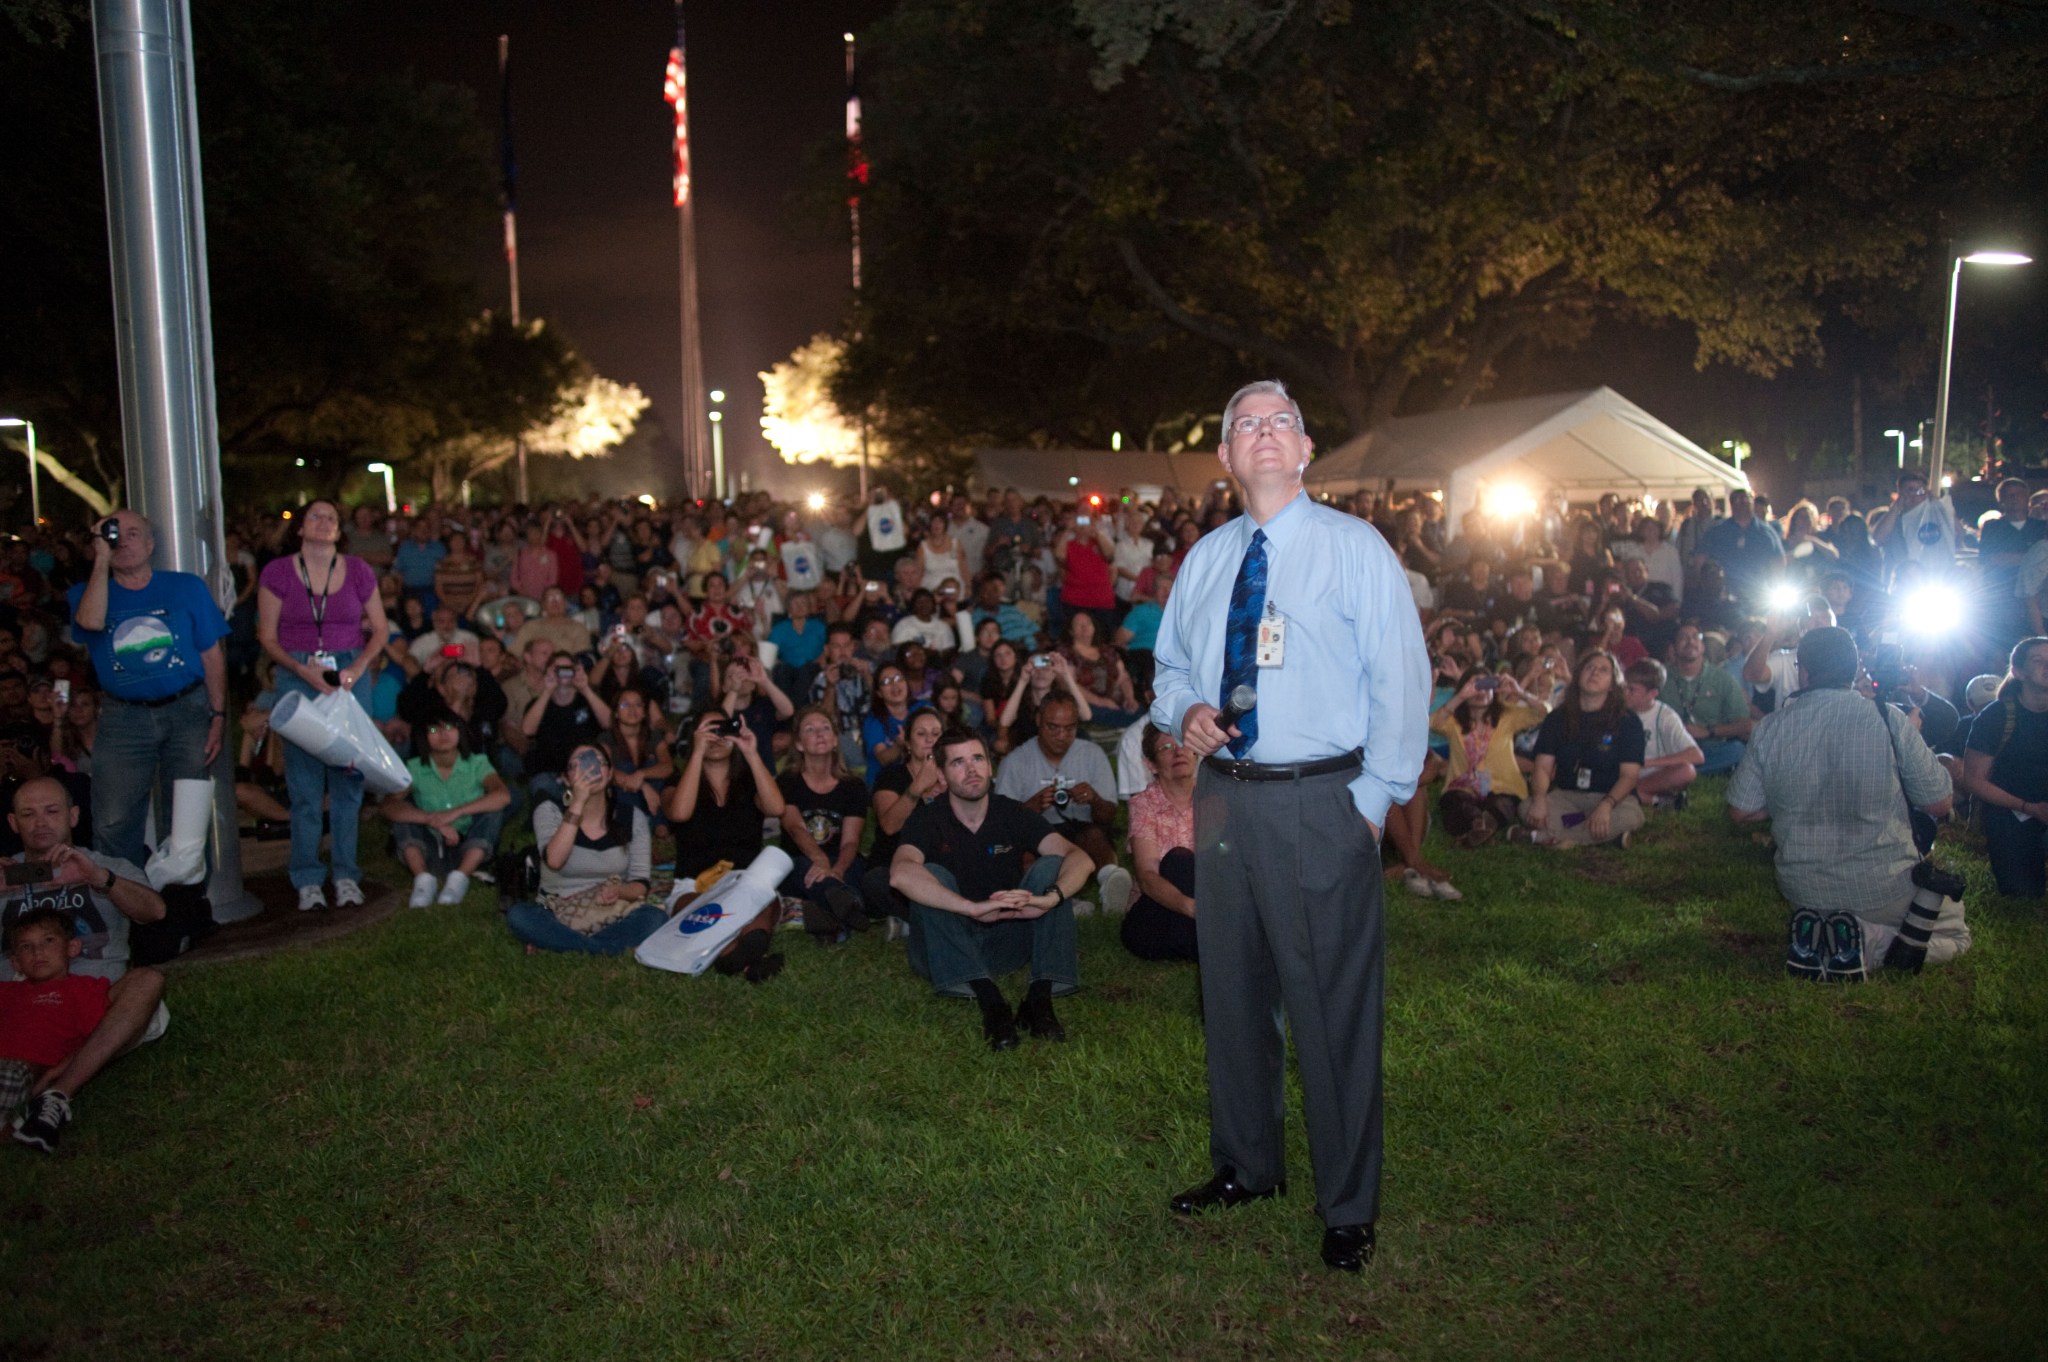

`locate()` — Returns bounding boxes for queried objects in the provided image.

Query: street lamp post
[366,461,397,514]
[0,418,39,525]
[1933,249,2032,482]
[1720,439,1747,473]
[708,388,726,501]
[1882,428,1906,469]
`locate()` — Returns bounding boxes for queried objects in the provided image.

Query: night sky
[341,0,892,495]
[338,3,2048,489]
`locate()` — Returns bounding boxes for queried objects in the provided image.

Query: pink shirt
[1127,783,1194,856]
[259,554,378,654]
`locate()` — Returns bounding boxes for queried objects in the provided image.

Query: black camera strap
[1872,689,1933,867]
[295,553,339,652]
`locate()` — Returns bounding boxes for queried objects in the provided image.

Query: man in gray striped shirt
[1728,628,1954,978]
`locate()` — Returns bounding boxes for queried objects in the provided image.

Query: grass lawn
[4,778,2045,1360]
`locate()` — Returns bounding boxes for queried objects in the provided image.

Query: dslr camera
[1865,642,1914,708]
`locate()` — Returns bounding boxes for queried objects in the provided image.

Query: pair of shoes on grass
[1399,867,1464,902]
[409,872,471,908]
[1788,909,1867,983]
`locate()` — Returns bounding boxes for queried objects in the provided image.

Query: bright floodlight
[1482,483,1536,520]
[1900,583,1967,636]
[806,492,827,512]
[1962,251,2032,266]
[637,494,656,507]
[1766,582,1804,613]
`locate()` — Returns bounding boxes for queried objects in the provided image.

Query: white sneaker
[408,873,439,909]
[1097,865,1134,914]
[1430,877,1464,902]
[296,883,327,912]
[332,879,365,908]
[1401,867,1434,897]
[436,871,471,906]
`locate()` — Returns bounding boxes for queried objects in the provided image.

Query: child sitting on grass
[0,907,109,1153]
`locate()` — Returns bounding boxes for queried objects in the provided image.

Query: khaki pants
[1536,789,1644,846]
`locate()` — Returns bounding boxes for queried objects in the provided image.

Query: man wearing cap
[68,510,229,872]
[1150,378,1429,1273]
[1727,627,1959,980]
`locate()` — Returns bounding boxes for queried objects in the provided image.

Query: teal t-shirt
[405,753,493,833]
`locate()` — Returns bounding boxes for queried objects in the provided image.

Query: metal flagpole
[91,0,258,922]
[846,31,869,501]
[500,34,528,504]
[666,6,710,501]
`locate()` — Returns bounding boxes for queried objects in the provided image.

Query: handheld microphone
[1217,684,1257,732]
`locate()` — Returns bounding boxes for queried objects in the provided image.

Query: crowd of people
[1,440,2045,1151]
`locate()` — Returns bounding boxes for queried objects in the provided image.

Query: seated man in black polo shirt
[887,726,1092,1051]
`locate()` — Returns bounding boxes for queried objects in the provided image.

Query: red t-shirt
[548,532,585,595]
[0,973,110,1067]
[1062,538,1114,609]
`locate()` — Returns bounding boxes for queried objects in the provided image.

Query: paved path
[164,835,401,969]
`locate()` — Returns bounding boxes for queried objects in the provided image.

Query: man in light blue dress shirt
[1151,379,1429,1273]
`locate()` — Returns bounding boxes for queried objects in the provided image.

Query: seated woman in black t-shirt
[860,707,946,925]
[1517,649,1645,848]
[664,707,785,883]
[776,705,871,941]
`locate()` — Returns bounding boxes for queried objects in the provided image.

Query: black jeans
[1122,847,1197,961]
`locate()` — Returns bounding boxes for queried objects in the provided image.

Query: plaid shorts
[0,1058,34,1121]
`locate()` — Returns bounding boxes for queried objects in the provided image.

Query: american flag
[663,9,692,207]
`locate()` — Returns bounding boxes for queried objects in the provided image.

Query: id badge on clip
[1574,767,1592,791]
[311,650,337,671]
[1255,604,1286,669]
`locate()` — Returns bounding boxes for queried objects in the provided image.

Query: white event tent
[1302,387,1749,537]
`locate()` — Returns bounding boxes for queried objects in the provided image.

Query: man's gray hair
[1220,380,1308,442]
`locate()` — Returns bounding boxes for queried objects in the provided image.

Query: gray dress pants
[1194,762,1385,1228]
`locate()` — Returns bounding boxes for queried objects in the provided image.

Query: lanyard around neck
[296,553,339,648]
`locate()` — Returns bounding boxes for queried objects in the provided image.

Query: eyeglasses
[1229,412,1301,436]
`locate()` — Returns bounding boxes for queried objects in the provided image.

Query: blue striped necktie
[1221,528,1267,757]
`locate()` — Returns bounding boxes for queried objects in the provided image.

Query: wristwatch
[101,866,117,893]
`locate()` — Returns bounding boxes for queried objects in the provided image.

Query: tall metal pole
[500,34,529,504]
[91,0,257,922]
[1931,253,1962,485]
[846,31,869,502]
[666,7,710,501]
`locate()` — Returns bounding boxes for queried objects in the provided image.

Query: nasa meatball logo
[676,899,728,935]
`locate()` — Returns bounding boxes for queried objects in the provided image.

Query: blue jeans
[277,651,367,889]
[390,809,507,876]
[505,901,666,954]
[905,858,1078,998]
[1697,738,1746,777]
[93,682,213,870]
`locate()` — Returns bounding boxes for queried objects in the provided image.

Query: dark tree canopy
[837,0,2047,454]
[0,0,571,509]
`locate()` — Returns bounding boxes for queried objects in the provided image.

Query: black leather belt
[104,680,203,710]
[1203,748,1362,782]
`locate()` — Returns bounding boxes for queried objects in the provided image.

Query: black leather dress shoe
[1169,1167,1284,1216]
[1015,991,1066,1042]
[980,1001,1020,1052]
[1320,1222,1375,1272]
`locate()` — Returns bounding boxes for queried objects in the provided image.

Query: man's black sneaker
[1820,911,1866,983]
[1786,909,1825,981]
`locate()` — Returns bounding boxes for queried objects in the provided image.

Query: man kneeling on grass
[0,777,169,1151]
[1727,627,1964,981]
[886,726,1091,1051]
